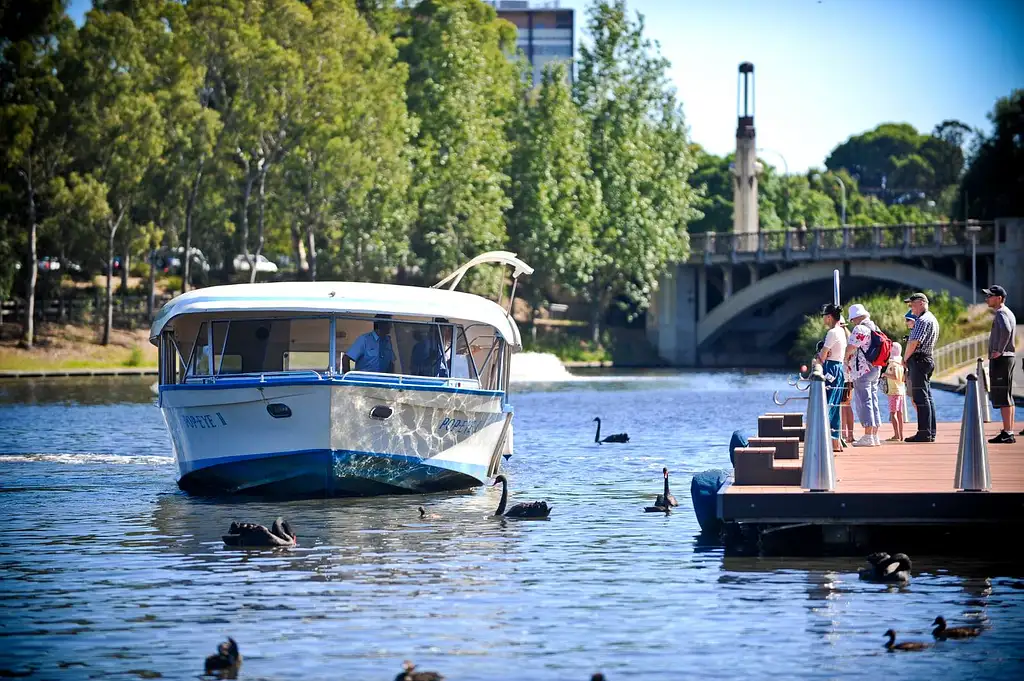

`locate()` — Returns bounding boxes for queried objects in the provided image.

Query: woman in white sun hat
[844,303,883,446]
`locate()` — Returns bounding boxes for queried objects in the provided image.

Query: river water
[1,372,1022,680]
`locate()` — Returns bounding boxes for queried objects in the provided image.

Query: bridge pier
[995,218,1024,305]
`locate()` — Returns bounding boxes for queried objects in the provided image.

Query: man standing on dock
[903,293,938,442]
[983,285,1016,444]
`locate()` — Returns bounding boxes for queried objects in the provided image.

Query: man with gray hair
[903,292,939,442]
[983,285,1016,444]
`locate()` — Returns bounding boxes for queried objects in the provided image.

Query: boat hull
[160,377,510,498]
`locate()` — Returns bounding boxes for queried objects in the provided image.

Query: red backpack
[864,328,892,367]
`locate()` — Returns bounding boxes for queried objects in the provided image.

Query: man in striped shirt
[903,292,939,442]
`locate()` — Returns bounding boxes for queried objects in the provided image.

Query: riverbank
[0,323,156,373]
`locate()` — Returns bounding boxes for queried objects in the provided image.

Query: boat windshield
[165,315,505,389]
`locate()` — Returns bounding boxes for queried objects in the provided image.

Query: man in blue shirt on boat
[343,314,395,374]
[411,317,451,378]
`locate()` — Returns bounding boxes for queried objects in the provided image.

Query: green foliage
[791,289,969,363]
[124,344,144,367]
[508,62,600,309]
[522,329,612,363]
[575,0,697,336]
[825,121,968,206]
[401,0,517,290]
[957,89,1024,220]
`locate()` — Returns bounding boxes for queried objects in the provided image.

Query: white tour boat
[150,252,532,498]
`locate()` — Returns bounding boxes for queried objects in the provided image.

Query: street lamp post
[967,219,981,304]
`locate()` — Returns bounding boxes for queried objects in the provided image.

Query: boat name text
[438,417,480,435]
[181,412,228,429]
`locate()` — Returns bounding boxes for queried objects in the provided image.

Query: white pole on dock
[801,371,836,492]
[976,357,991,423]
[954,373,991,492]
[833,269,840,307]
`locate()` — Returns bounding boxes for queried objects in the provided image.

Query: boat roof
[149,281,522,346]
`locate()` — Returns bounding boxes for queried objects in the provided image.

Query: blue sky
[69,0,1023,173]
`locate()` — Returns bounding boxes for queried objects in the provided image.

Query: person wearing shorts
[884,342,906,442]
[983,285,1017,444]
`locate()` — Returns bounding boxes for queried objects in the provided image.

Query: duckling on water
[932,616,982,639]
[883,629,930,651]
[394,660,443,681]
[204,637,241,677]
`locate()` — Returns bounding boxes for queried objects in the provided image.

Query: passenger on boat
[344,314,395,373]
[411,317,451,378]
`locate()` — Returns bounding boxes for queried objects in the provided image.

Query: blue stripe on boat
[159,375,503,397]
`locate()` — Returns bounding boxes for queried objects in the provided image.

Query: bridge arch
[697,261,973,347]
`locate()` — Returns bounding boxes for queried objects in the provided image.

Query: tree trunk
[590,302,602,345]
[58,242,66,322]
[182,155,206,293]
[120,234,130,314]
[306,224,317,282]
[238,156,255,280]
[147,245,156,321]
[22,167,37,348]
[250,166,268,284]
[290,220,308,280]
[104,224,115,346]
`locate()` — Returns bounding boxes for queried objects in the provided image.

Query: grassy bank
[0,323,156,371]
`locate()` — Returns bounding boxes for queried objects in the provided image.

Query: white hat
[848,303,869,321]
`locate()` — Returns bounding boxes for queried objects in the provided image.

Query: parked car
[38,257,61,272]
[232,253,279,274]
[153,247,210,275]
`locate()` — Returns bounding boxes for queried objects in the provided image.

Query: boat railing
[340,370,484,391]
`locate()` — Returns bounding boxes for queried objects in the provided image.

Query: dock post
[976,358,991,423]
[800,372,835,492]
[955,373,991,492]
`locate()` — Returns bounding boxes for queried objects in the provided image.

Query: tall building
[489,0,574,84]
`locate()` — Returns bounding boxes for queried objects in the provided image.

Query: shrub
[125,345,144,367]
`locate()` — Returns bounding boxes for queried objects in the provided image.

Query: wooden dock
[720,415,1024,551]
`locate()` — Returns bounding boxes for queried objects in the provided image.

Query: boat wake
[0,453,173,466]
[509,352,579,383]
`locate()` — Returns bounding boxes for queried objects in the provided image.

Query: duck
[593,417,629,444]
[222,517,297,548]
[418,506,441,520]
[858,552,911,583]
[204,637,241,677]
[654,467,678,508]
[394,660,443,681]
[491,474,551,519]
[883,629,930,651]
[931,616,982,639]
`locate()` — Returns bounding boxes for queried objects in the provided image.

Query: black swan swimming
[654,467,678,508]
[858,552,911,583]
[492,474,551,518]
[883,629,930,651]
[204,637,241,677]
[394,660,444,681]
[593,417,629,444]
[418,506,441,520]
[222,517,297,548]
[932,616,982,639]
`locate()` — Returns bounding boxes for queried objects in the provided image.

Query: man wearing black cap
[983,285,1016,444]
[902,292,939,442]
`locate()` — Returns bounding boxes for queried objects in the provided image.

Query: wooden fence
[0,293,172,330]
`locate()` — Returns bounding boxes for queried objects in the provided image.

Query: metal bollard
[954,374,991,492]
[801,373,836,492]
[976,358,991,423]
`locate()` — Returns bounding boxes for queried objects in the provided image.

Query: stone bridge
[646,218,1024,367]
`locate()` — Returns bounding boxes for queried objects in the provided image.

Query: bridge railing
[933,331,1024,379]
[690,221,995,263]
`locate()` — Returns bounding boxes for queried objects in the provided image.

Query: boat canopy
[149,281,523,347]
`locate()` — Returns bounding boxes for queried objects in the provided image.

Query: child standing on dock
[884,342,906,442]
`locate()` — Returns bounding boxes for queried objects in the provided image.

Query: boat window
[187,321,210,376]
[185,318,331,376]
[451,327,479,380]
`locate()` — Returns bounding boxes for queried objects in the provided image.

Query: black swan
[654,467,678,508]
[644,502,671,514]
[858,552,911,583]
[394,660,444,681]
[932,616,982,639]
[418,506,441,520]
[222,517,297,548]
[492,474,551,518]
[204,637,241,677]
[593,417,629,444]
[883,629,930,651]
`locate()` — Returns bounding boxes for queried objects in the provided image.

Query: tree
[401,0,517,288]
[957,89,1024,220]
[508,62,601,314]
[67,6,166,344]
[687,147,732,234]
[0,0,73,347]
[574,0,697,341]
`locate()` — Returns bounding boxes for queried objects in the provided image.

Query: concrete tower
[731,62,761,249]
